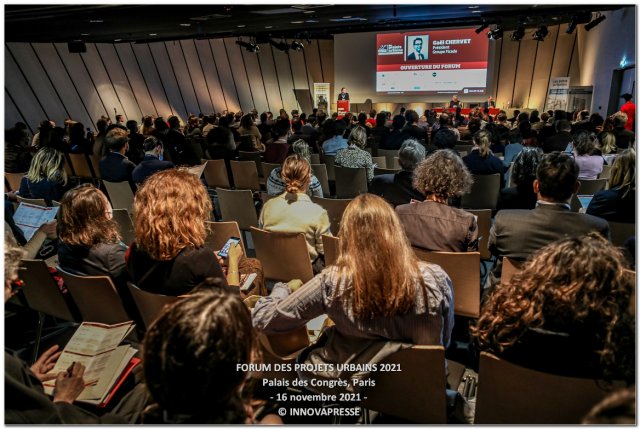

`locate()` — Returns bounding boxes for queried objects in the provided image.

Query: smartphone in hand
[218,237,241,259]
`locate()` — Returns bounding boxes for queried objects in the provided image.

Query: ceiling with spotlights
[5,4,620,44]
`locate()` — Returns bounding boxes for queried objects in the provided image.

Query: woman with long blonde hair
[127,168,242,295]
[586,148,635,223]
[18,147,69,206]
[252,193,453,391]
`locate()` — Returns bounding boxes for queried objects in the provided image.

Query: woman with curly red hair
[473,233,635,383]
[127,169,241,295]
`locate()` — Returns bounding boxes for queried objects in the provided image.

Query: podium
[337,100,350,114]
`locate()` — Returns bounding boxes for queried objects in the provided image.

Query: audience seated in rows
[131,137,175,186]
[126,169,241,296]
[267,140,323,198]
[263,119,290,163]
[259,155,331,270]
[252,194,453,392]
[402,109,427,142]
[397,149,478,252]
[370,139,425,206]
[5,125,33,173]
[475,233,634,384]
[542,120,572,153]
[497,147,542,211]
[238,113,264,152]
[502,129,524,167]
[586,148,635,223]
[573,130,604,179]
[463,129,505,188]
[321,119,348,155]
[382,115,409,150]
[99,127,136,192]
[612,112,634,150]
[334,125,374,182]
[19,147,70,206]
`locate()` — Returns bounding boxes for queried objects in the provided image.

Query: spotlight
[566,16,578,34]
[269,38,290,52]
[511,25,525,41]
[533,25,549,41]
[487,27,503,40]
[235,40,260,53]
[290,40,304,51]
[475,21,489,34]
[584,13,606,31]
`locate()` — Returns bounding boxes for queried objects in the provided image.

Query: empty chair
[474,351,615,424]
[500,256,524,285]
[203,159,231,189]
[238,150,263,177]
[323,154,336,181]
[461,173,501,210]
[310,153,321,164]
[57,268,132,325]
[310,164,330,197]
[455,144,474,154]
[311,196,351,235]
[361,346,447,423]
[204,220,246,254]
[413,248,481,318]
[250,227,314,283]
[16,196,47,207]
[322,234,340,266]
[112,208,135,246]
[374,166,400,176]
[67,153,94,181]
[334,166,367,199]
[378,148,400,170]
[88,154,101,179]
[230,160,261,191]
[215,188,259,231]
[371,156,387,168]
[465,209,492,260]
[5,172,25,192]
[127,282,180,330]
[392,156,401,169]
[608,221,636,247]
[577,178,607,195]
[598,164,612,180]
[262,143,290,165]
[102,180,135,213]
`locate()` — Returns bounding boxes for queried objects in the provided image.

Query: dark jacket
[463,150,506,188]
[19,176,70,206]
[131,155,175,185]
[613,127,635,150]
[382,130,410,150]
[497,185,537,211]
[542,132,571,153]
[369,170,424,207]
[99,151,136,192]
[586,186,635,223]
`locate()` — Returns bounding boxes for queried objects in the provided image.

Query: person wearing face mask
[131,137,175,186]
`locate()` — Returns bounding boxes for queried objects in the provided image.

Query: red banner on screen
[377,61,488,72]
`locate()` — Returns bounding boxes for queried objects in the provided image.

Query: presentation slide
[376,28,489,95]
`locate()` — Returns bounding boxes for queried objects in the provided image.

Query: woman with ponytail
[259,155,331,269]
[463,128,506,187]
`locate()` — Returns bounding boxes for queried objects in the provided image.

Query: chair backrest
[310,153,321,164]
[465,209,492,260]
[20,259,77,321]
[569,193,582,213]
[461,173,501,210]
[322,234,340,266]
[238,150,263,176]
[204,220,246,253]
[88,155,101,179]
[250,227,314,283]
[17,196,47,207]
[127,282,180,330]
[67,153,93,179]
[377,148,400,170]
[334,166,368,199]
[323,154,336,181]
[62,155,74,178]
[455,144,474,154]
[203,159,230,189]
[57,268,132,324]
[261,162,281,182]
[577,178,607,195]
[475,351,614,424]
[392,156,401,169]
[255,327,311,358]
[413,248,481,318]
[112,209,135,247]
[262,143,290,165]
[215,188,259,230]
[5,172,25,192]
[501,256,524,285]
[361,346,447,423]
[371,156,387,169]
[102,180,135,213]
[310,164,330,197]
[598,164,612,180]
[230,160,261,191]
[608,221,636,247]
[311,196,352,235]
[374,166,401,175]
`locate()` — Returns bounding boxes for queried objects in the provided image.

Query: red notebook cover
[98,357,141,408]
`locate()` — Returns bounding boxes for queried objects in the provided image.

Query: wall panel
[495,35,521,109]
[209,39,240,112]
[271,47,298,111]
[240,47,269,113]
[528,26,558,111]
[256,46,283,112]
[164,40,200,115]
[117,43,158,117]
[180,40,215,115]
[5,89,27,130]
[194,39,226,113]
[224,38,254,112]
[148,42,188,119]
[513,38,538,108]
[82,43,128,120]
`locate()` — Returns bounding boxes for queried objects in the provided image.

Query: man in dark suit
[338,87,349,101]
[542,120,572,153]
[99,127,137,192]
[407,37,425,60]
[132,137,175,186]
[489,152,609,283]
[449,95,461,109]
[482,96,495,114]
[370,139,425,207]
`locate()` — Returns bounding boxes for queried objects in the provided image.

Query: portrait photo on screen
[406,35,428,61]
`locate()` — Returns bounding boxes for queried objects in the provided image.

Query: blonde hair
[26,147,67,185]
[598,132,617,155]
[280,155,311,194]
[133,169,212,260]
[609,149,635,198]
[473,129,493,158]
[348,125,367,149]
[335,194,425,318]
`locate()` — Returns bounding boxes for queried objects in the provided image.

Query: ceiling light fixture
[290,40,304,51]
[584,13,606,31]
[89,19,103,23]
[236,39,260,53]
[149,33,157,36]
[269,38,290,53]
[532,25,549,41]
[566,16,578,34]
[487,26,503,40]
[511,25,525,41]
[475,21,488,34]
[180,23,191,27]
